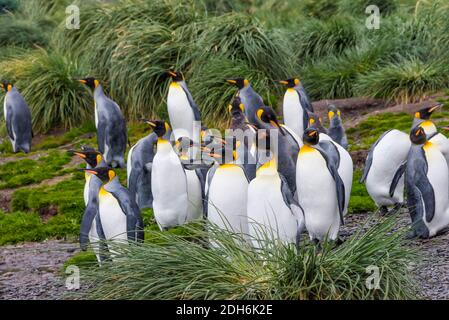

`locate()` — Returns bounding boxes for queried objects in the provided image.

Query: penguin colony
[2,72,449,262]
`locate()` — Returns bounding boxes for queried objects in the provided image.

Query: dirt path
[0,240,80,300]
[0,211,448,300]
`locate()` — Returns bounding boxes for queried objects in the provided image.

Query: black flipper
[316,146,345,225]
[5,104,13,140]
[128,166,142,204]
[79,204,98,251]
[389,162,407,197]
[360,130,392,183]
[96,118,106,154]
[180,82,202,122]
[204,165,218,219]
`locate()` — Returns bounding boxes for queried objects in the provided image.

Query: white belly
[247,175,298,247]
[424,143,449,236]
[98,192,127,241]
[365,130,410,207]
[167,84,196,141]
[83,174,91,206]
[127,143,137,184]
[297,148,340,241]
[283,89,305,139]
[88,218,102,263]
[429,133,449,193]
[320,133,353,215]
[94,102,99,128]
[208,165,249,236]
[151,143,188,229]
[185,169,203,222]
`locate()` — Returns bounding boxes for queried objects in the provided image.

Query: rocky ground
[1,211,449,300]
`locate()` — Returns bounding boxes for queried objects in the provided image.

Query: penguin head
[303,128,320,146]
[228,97,245,115]
[328,105,341,121]
[308,112,325,130]
[410,126,427,145]
[69,147,103,168]
[255,106,286,135]
[78,77,100,90]
[83,167,116,183]
[145,120,170,138]
[225,78,249,89]
[0,81,13,92]
[414,104,442,120]
[279,78,300,88]
[175,136,195,159]
[167,70,184,82]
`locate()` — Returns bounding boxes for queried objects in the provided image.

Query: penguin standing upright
[279,78,314,138]
[254,105,300,193]
[297,128,345,242]
[327,105,348,149]
[83,167,144,242]
[167,71,202,143]
[78,77,127,168]
[1,81,32,153]
[247,130,305,248]
[71,147,108,263]
[405,126,449,239]
[127,129,158,209]
[205,140,252,239]
[226,78,264,126]
[360,129,410,214]
[148,120,190,230]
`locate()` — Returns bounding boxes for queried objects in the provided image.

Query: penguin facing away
[279,78,313,139]
[1,81,32,153]
[405,126,449,239]
[297,128,345,242]
[148,120,190,230]
[360,129,410,214]
[83,167,144,242]
[127,129,158,209]
[78,77,127,168]
[226,77,264,126]
[327,105,348,149]
[247,130,305,248]
[167,71,202,143]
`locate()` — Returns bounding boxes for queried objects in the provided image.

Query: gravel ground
[0,212,448,300]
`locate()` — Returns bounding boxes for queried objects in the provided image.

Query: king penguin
[71,147,108,263]
[1,81,32,153]
[167,71,202,144]
[308,115,353,216]
[254,105,301,193]
[297,128,345,242]
[405,126,449,239]
[226,77,264,126]
[78,77,127,168]
[82,166,144,242]
[360,129,410,215]
[279,78,314,138]
[247,129,305,248]
[327,105,348,149]
[127,127,158,209]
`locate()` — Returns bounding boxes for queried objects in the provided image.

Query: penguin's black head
[256,106,286,135]
[69,148,102,168]
[78,77,99,90]
[328,105,341,120]
[146,120,170,138]
[410,126,427,145]
[167,70,184,82]
[228,97,245,115]
[303,128,320,145]
[0,81,12,93]
[83,167,115,183]
[225,78,249,89]
[175,136,195,158]
[279,78,299,88]
[414,104,442,120]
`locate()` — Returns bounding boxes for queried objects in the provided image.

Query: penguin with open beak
[225,77,264,126]
[77,77,127,168]
[1,81,32,153]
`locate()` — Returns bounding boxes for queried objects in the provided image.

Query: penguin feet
[392,203,404,213]
[334,237,345,247]
[379,206,389,216]
[405,229,417,240]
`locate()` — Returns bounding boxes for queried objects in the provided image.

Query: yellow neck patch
[170,82,181,89]
[300,145,316,154]
[99,187,109,197]
[257,158,277,176]
[424,141,433,151]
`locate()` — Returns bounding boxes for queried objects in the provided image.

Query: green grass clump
[0,18,47,47]
[77,217,417,300]
[0,150,72,189]
[0,211,45,245]
[349,170,377,214]
[0,49,91,133]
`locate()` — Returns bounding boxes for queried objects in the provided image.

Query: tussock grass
[78,217,417,300]
[0,17,47,47]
